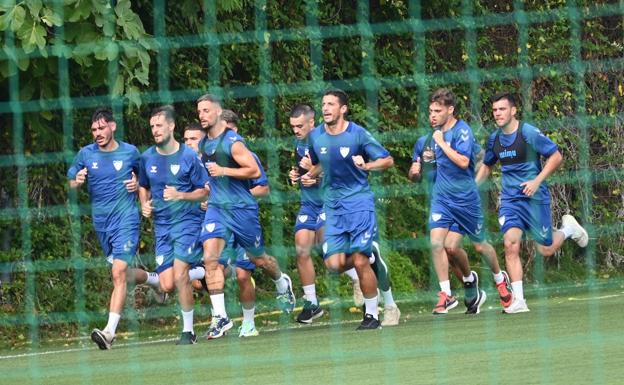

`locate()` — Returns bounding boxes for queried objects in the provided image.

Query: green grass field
[2,288,623,385]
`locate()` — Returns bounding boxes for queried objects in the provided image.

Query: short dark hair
[290,103,315,119]
[221,109,239,125]
[323,89,348,107]
[196,94,222,107]
[184,122,205,133]
[430,88,456,109]
[150,105,175,123]
[91,108,114,123]
[491,92,517,107]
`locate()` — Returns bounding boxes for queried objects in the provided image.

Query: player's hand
[422,147,435,162]
[352,155,367,171]
[520,179,541,197]
[163,185,181,201]
[300,173,317,187]
[142,199,153,218]
[299,154,312,171]
[200,200,208,211]
[74,167,88,185]
[204,182,211,195]
[408,162,421,181]
[289,166,300,184]
[123,171,138,193]
[206,162,225,177]
[432,129,444,145]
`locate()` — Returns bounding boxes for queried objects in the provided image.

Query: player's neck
[98,139,119,152]
[441,117,457,132]
[156,138,179,155]
[207,121,227,139]
[501,118,519,134]
[325,118,348,135]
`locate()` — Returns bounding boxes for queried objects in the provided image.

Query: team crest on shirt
[91,162,98,169]
[431,213,442,222]
[155,255,164,266]
[298,215,308,223]
[170,164,180,175]
[320,147,327,154]
[113,160,123,171]
[150,165,157,173]
[498,216,506,226]
[319,212,326,221]
[205,223,215,233]
[339,147,350,158]
[322,242,328,254]
[106,255,113,264]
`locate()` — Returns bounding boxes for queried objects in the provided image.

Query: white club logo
[339,146,350,158]
[319,212,326,221]
[322,242,328,254]
[113,160,123,171]
[498,216,506,226]
[298,215,308,223]
[170,164,180,175]
[431,213,442,222]
[320,147,327,154]
[155,255,164,266]
[150,165,158,173]
[205,223,215,233]
[91,162,98,169]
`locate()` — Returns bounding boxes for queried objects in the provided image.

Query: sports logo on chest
[91,162,98,169]
[320,147,327,154]
[498,149,517,159]
[170,164,180,175]
[339,146,350,158]
[112,160,123,171]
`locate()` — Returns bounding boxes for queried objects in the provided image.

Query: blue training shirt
[138,143,208,226]
[200,129,258,209]
[309,121,390,215]
[483,122,558,204]
[412,134,437,186]
[67,141,140,232]
[294,126,324,208]
[431,119,480,206]
[249,152,268,190]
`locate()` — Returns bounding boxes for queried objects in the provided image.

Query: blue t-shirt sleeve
[483,132,499,166]
[251,154,268,187]
[67,148,87,179]
[523,124,558,157]
[360,129,389,160]
[412,137,426,162]
[138,154,150,188]
[130,147,141,175]
[189,153,209,189]
[453,126,474,158]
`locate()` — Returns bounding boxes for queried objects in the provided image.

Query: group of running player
[68,87,588,349]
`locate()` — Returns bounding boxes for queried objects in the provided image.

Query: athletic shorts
[154,220,203,274]
[96,226,139,265]
[322,210,377,259]
[218,235,256,272]
[498,199,553,246]
[294,203,325,233]
[200,206,264,257]
[429,199,485,242]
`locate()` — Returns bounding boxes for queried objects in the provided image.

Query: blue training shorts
[96,226,139,265]
[429,199,485,242]
[322,210,377,259]
[154,220,203,274]
[294,203,325,233]
[498,199,553,246]
[218,235,256,272]
[200,206,265,257]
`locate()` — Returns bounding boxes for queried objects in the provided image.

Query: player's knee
[295,246,312,259]
[444,245,461,257]
[537,244,555,257]
[174,271,190,287]
[430,240,445,255]
[111,267,126,286]
[503,238,520,252]
[352,253,370,270]
[324,259,342,273]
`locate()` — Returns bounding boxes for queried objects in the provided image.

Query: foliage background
[0,0,622,348]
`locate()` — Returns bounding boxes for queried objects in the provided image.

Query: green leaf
[41,7,63,27]
[126,85,142,107]
[17,57,29,71]
[17,20,47,53]
[25,0,42,18]
[3,4,27,32]
[111,74,124,95]
[67,0,92,22]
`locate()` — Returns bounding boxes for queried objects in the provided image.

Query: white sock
[182,309,194,333]
[302,284,318,305]
[493,271,505,284]
[364,296,379,319]
[210,293,227,318]
[511,281,524,300]
[104,312,121,336]
[188,266,206,281]
[439,280,451,296]
[462,274,475,283]
[146,272,159,287]
[343,268,358,281]
[559,225,573,239]
[272,273,289,294]
[242,306,255,323]
[381,288,396,307]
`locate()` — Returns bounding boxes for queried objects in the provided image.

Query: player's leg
[535,204,588,256]
[502,227,529,313]
[370,240,400,326]
[430,226,457,314]
[173,259,196,344]
[236,265,259,337]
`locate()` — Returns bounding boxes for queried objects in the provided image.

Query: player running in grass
[69,108,161,350]
[288,103,367,324]
[302,89,394,330]
[476,92,588,313]
[138,105,209,345]
[426,88,510,315]
[196,95,295,339]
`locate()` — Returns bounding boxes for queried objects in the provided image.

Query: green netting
[1,1,623,384]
